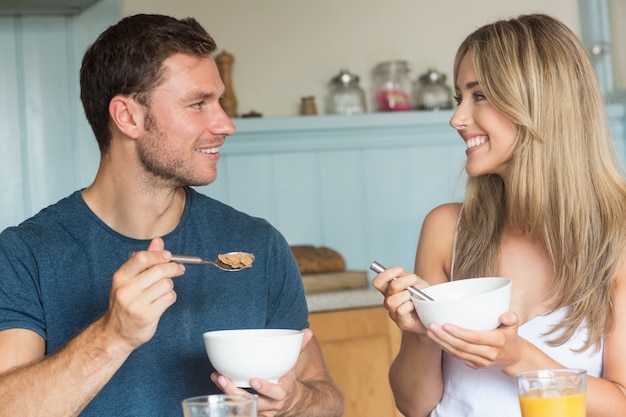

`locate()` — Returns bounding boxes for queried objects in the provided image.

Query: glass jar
[327,69,367,115]
[372,60,413,112]
[413,68,453,110]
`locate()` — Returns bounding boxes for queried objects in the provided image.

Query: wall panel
[317,150,368,262]
[21,16,74,213]
[0,0,119,228]
[223,154,276,222]
[0,17,26,228]
[272,152,322,244]
[220,111,466,276]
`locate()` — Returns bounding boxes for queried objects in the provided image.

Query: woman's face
[450,53,518,178]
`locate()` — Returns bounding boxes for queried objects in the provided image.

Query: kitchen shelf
[227,110,458,155]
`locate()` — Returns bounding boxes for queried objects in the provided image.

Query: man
[0,14,343,417]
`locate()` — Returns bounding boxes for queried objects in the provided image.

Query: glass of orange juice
[516,369,586,417]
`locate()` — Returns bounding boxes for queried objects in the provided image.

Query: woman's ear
[109,96,145,139]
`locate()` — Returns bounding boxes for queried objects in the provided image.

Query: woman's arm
[374,203,461,417]
[586,257,626,417]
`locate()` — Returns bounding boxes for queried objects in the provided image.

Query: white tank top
[432,208,604,416]
[429,307,603,417]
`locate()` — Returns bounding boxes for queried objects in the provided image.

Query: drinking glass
[516,369,586,417]
[181,394,257,417]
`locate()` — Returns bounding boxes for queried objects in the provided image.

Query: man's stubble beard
[137,109,214,188]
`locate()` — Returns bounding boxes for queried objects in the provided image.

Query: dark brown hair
[79,14,217,153]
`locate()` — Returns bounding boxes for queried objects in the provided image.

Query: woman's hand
[424,311,533,376]
[372,266,431,334]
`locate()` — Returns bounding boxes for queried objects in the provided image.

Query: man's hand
[100,237,185,352]
[210,328,344,417]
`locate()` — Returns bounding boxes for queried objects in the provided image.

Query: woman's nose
[449,105,469,131]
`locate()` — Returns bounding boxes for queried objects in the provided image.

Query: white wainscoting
[197,110,467,276]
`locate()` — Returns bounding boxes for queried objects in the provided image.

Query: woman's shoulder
[415,203,462,281]
[419,203,463,247]
[423,203,463,228]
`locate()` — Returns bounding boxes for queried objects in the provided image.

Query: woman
[373,14,626,417]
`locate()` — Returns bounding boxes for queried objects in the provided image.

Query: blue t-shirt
[0,187,308,416]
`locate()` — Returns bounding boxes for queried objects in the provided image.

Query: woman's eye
[474,93,486,101]
[453,95,461,106]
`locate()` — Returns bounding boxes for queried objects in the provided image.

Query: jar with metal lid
[326,68,367,115]
[372,60,413,112]
[413,67,453,110]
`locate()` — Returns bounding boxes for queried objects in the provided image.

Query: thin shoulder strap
[450,205,463,282]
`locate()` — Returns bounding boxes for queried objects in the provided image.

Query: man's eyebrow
[185,92,215,102]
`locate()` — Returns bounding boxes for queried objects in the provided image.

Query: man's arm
[0,242,185,417]
[287,334,344,417]
[0,324,132,417]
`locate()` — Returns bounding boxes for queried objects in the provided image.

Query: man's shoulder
[3,190,85,235]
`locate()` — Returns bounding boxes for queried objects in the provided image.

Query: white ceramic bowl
[203,329,303,387]
[412,277,512,331]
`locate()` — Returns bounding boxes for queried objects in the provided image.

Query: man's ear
[109,96,145,139]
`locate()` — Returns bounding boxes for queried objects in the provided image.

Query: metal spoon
[129,252,254,271]
[370,261,434,301]
[170,253,255,271]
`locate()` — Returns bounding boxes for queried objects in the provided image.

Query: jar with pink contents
[372,60,413,112]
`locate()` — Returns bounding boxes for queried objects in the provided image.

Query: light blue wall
[201,111,468,275]
[0,0,119,229]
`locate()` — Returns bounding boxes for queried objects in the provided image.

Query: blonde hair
[452,14,626,350]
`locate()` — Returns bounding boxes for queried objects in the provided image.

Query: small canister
[413,68,453,110]
[372,60,413,112]
[300,96,317,115]
[326,68,367,115]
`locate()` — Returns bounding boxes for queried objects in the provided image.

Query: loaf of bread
[290,245,346,274]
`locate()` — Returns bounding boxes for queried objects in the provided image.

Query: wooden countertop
[305,288,383,313]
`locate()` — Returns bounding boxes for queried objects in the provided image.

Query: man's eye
[191,102,203,109]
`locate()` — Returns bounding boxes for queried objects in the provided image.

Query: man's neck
[82,174,187,240]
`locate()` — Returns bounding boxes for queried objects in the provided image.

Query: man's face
[136,53,236,188]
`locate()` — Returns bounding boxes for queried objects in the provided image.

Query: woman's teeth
[466,136,487,150]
